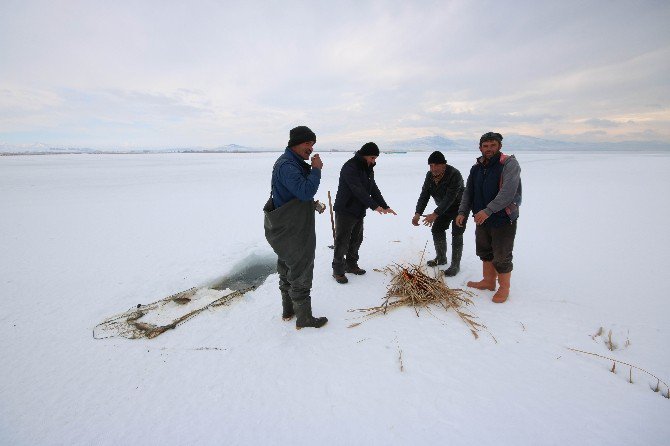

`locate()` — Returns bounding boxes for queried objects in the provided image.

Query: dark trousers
[475,220,517,273]
[332,212,364,275]
[264,198,316,304]
[431,213,466,239]
[277,256,314,303]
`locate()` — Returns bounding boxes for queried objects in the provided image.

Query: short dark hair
[479,132,503,146]
[427,151,446,164]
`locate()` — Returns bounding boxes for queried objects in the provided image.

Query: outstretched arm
[341,164,378,210]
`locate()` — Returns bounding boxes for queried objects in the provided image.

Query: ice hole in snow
[212,252,277,291]
[93,252,277,339]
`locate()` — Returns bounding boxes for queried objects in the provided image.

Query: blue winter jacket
[458,152,522,227]
[271,148,321,208]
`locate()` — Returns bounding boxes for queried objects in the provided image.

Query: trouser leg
[277,250,314,306]
[450,217,465,264]
[475,224,494,262]
[277,259,294,319]
[491,220,517,274]
[332,212,359,275]
[345,217,364,268]
[428,214,450,266]
[277,258,290,296]
[428,231,447,266]
[443,218,465,276]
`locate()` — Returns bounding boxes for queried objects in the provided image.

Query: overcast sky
[1,0,669,149]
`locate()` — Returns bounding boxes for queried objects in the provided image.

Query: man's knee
[475,237,493,260]
[492,243,514,273]
[278,279,291,292]
[452,222,466,237]
[289,281,312,301]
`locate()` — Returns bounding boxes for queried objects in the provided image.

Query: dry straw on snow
[349,260,488,339]
[568,347,670,399]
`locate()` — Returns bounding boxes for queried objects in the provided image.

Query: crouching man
[412,151,465,276]
[456,132,522,303]
[263,125,328,329]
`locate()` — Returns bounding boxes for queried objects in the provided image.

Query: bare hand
[374,206,384,214]
[455,215,466,227]
[422,213,438,226]
[384,208,397,215]
[311,154,323,169]
[474,210,489,225]
[411,214,420,226]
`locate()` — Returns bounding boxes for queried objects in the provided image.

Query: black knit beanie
[427,151,446,164]
[357,142,380,156]
[479,131,503,146]
[287,126,316,147]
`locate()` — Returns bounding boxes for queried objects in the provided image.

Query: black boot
[443,238,463,277]
[345,265,366,275]
[333,273,348,284]
[281,291,294,321]
[294,298,328,329]
[427,233,448,267]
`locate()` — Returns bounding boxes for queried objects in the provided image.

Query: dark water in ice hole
[212,257,277,291]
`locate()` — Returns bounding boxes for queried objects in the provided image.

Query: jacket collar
[354,153,375,171]
[285,147,310,168]
[477,151,502,167]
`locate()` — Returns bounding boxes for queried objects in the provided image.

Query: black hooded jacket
[334,153,388,219]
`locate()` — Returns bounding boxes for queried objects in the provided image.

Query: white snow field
[1,150,669,445]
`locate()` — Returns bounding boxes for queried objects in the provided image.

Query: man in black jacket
[412,151,466,276]
[332,142,396,284]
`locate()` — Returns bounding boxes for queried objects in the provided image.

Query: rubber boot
[443,236,463,277]
[492,272,511,303]
[427,233,448,267]
[281,292,294,321]
[294,298,328,329]
[467,261,497,291]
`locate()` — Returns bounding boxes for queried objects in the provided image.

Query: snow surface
[1,151,669,445]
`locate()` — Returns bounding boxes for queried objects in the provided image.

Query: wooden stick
[328,190,336,244]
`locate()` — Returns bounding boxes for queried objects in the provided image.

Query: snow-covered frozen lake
[1,150,669,445]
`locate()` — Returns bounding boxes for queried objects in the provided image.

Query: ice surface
[1,151,669,445]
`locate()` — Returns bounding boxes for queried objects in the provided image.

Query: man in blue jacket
[332,142,396,284]
[456,132,522,303]
[263,126,327,329]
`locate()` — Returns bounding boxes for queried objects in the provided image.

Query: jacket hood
[354,153,375,171]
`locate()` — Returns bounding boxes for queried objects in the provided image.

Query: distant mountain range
[2,136,669,155]
[381,135,670,152]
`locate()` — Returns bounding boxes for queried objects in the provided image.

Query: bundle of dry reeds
[349,262,486,339]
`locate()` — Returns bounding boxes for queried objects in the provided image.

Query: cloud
[1,0,669,147]
[583,118,621,128]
